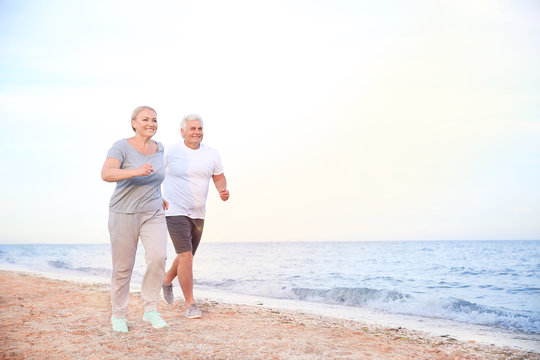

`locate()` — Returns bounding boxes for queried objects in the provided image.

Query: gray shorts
[166,215,205,255]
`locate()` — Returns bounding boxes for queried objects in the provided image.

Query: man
[161,114,229,319]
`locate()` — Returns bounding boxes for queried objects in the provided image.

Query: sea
[0,240,538,352]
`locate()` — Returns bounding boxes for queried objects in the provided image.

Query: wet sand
[0,271,537,360]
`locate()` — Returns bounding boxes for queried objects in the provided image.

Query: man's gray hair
[180,114,203,130]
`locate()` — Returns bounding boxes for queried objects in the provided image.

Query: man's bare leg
[163,255,179,285]
[175,251,195,306]
[163,252,195,305]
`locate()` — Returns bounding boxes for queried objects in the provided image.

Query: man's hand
[219,189,229,201]
[213,173,229,201]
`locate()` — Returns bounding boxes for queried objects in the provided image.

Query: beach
[0,271,537,360]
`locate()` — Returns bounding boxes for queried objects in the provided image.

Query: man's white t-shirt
[162,142,224,219]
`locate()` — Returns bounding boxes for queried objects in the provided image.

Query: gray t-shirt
[106,139,165,213]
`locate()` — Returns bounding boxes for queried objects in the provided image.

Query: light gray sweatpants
[108,209,167,318]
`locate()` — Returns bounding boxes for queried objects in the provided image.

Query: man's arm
[212,173,229,201]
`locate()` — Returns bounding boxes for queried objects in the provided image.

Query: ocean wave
[291,287,411,306]
[443,299,538,328]
[197,280,540,334]
[291,288,540,334]
[49,260,71,269]
[370,294,540,335]
[47,260,111,277]
[2,257,17,264]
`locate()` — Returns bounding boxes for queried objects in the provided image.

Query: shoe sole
[142,317,168,328]
[186,314,202,319]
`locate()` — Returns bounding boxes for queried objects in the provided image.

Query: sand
[0,270,538,360]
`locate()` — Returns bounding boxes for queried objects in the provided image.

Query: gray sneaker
[185,303,202,319]
[162,283,174,304]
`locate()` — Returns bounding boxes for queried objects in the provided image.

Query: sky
[0,0,539,244]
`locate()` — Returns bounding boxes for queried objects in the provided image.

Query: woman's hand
[102,159,154,182]
[135,163,154,176]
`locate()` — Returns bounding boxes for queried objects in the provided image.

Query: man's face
[181,120,203,149]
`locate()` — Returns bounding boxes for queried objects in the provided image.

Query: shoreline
[194,287,540,352]
[0,270,538,360]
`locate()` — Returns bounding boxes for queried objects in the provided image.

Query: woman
[101,105,169,332]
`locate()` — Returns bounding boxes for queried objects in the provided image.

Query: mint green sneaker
[142,311,168,329]
[111,315,128,333]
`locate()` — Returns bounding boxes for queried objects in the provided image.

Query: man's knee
[176,251,193,264]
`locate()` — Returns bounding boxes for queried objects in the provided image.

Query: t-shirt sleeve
[213,150,224,175]
[163,144,170,165]
[106,141,125,163]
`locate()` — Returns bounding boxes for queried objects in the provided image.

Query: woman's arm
[101,157,154,182]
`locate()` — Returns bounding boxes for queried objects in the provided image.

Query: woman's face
[132,108,158,137]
